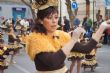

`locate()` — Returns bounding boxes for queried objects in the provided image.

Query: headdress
[0,32,3,38]
[31,0,58,10]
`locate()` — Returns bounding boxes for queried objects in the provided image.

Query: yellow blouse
[20,34,28,44]
[26,30,71,60]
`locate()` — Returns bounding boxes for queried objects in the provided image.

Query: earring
[41,21,43,24]
[38,19,43,24]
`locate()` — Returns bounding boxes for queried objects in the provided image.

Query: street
[3,44,110,73]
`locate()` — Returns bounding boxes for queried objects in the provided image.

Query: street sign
[72,2,78,9]
[106,0,110,6]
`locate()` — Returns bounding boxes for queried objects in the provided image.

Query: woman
[26,0,110,73]
[81,46,98,72]
[7,25,19,64]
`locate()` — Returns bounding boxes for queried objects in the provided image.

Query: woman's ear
[41,21,43,24]
[38,19,43,24]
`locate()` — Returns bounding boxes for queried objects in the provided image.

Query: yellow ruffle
[0,47,7,55]
[0,49,3,55]
[68,52,84,58]
[81,59,97,65]
[7,44,19,49]
[26,30,70,60]
[20,35,28,44]
[89,49,96,55]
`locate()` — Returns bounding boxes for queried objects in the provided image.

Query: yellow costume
[81,32,102,71]
[26,30,71,60]
[81,49,98,71]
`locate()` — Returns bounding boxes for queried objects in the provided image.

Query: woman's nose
[52,18,57,23]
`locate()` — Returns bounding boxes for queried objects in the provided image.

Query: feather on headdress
[32,0,58,10]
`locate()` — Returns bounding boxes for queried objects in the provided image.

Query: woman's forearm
[71,38,97,53]
[92,24,105,42]
[71,22,108,53]
[61,39,77,56]
[62,21,109,56]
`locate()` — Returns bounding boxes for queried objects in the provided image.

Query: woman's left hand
[71,27,85,40]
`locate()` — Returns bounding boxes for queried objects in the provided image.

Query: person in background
[97,15,104,28]
[96,10,101,21]
[73,16,80,29]
[81,38,102,72]
[103,15,108,44]
[26,0,110,73]
[14,17,21,34]
[0,32,10,73]
[0,17,7,33]
[68,32,85,73]
[63,16,70,32]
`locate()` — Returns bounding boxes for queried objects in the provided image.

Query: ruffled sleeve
[26,33,56,60]
[58,31,71,46]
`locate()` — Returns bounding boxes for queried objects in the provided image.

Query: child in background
[68,32,85,73]
[0,32,10,73]
[81,40,102,72]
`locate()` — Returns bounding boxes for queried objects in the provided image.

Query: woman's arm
[62,21,110,56]
[71,38,97,53]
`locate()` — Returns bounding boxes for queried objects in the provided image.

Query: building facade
[0,0,32,21]
[61,0,106,22]
[76,0,106,22]
[105,0,110,18]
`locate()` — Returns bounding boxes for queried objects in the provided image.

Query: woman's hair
[32,6,58,34]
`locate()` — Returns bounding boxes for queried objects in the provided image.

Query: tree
[65,0,74,29]
[20,0,36,23]
[65,0,78,29]
[86,0,90,16]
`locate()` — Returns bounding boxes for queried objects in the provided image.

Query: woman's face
[42,13,58,33]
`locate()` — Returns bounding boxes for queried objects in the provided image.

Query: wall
[0,3,32,19]
[60,0,105,23]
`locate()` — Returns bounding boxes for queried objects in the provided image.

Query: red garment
[107,28,110,36]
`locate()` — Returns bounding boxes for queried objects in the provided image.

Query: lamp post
[93,0,95,23]
[60,0,62,25]
[58,0,62,30]
[86,0,90,16]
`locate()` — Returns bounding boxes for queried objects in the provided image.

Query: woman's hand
[92,20,110,42]
[100,20,110,29]
[71,27,85,40]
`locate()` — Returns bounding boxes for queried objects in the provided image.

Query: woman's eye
[47,16,52,19]
[55,16,58,19]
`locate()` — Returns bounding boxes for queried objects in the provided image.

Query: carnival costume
[81,43,102,71]
[26,0,98,73]
[68,39,85,61]
[0,32,10,70]
[26,30,97,73]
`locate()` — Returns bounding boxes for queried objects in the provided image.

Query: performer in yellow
[26,0,110,73]
[81,32,102,72]
[81,43,102,72]
[0,32,9,73]
[7,25,20,64]
[68,32,85,73]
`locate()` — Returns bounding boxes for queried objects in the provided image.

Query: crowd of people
[59,10,110,73]
[62,11,110,45]
[0,16,31,73]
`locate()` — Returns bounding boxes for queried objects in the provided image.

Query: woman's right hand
[100,20,110,29]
